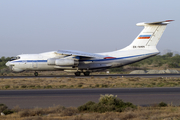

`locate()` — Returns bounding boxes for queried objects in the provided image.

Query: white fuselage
[6,47,159,73]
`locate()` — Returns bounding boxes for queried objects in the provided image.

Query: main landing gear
[74,72,81,76]
[34,71,38,76]
[74,71,90,76]
[83,71,90,76]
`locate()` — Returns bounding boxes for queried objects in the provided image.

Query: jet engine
[47,58,57,65]
[55,59,75,66]
[47,58,79,66]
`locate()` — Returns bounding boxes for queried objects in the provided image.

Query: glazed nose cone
[5,61,13,71]
[6,61,10,67]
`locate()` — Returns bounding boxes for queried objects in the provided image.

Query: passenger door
[32,61,38,68]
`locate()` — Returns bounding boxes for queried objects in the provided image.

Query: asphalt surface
[1,88,180,109]
[1,74,180,78]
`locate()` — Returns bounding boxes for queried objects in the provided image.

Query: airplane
[6,20,173,76]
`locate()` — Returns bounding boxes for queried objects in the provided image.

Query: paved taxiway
[1,74,180,78]
[0,88,180,108]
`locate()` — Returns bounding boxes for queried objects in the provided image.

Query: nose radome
[6,62,10,66]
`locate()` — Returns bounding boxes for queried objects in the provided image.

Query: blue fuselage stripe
[12,60,47,63]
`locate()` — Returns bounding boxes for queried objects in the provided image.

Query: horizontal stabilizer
[136,20,174,26]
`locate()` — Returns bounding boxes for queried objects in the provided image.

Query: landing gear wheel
[75,72,81,76]
[83,72,90,76]
[34,72,38,76]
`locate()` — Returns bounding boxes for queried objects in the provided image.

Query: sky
[0,0,179,57]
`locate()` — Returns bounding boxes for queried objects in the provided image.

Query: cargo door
[32,61,38,68]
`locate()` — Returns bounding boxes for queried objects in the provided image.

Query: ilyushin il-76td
[6,20,173,76]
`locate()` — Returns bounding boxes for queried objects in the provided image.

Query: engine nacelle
[47,58,57,65]
[55,59,76,66]
[47,58,79,66]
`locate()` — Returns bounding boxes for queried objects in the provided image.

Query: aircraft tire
[83,72,90,76]
[34,72,38,76]
[74,72,81,76]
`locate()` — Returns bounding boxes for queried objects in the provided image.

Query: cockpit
[10,56,21,61]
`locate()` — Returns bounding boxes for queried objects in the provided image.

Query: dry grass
[1,105,180,120]
[0,77,180,90]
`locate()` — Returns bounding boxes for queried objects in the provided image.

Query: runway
[0,88,180,109]
[1,74,180,78]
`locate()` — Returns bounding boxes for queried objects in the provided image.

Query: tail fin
[125,20,174,49]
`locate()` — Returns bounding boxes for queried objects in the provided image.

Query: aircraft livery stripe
[82,52,156,62]
[11,52,157,63]
[138,35,151,39]
[12,60,47,62]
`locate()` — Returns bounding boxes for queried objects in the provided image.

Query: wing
[55,50,108,59]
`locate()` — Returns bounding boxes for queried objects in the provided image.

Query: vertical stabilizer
[124,20,174,50]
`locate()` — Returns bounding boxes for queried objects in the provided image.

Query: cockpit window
[10,56,20,61]
[17,56,20,59]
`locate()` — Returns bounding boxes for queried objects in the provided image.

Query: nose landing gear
[34,71,38,76]
[74,72,81,76]
[83,71,90,76]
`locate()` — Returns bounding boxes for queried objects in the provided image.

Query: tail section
[125,20,174,49]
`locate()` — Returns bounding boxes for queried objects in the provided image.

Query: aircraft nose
[6,61,10,67]
[6,61,13,71]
